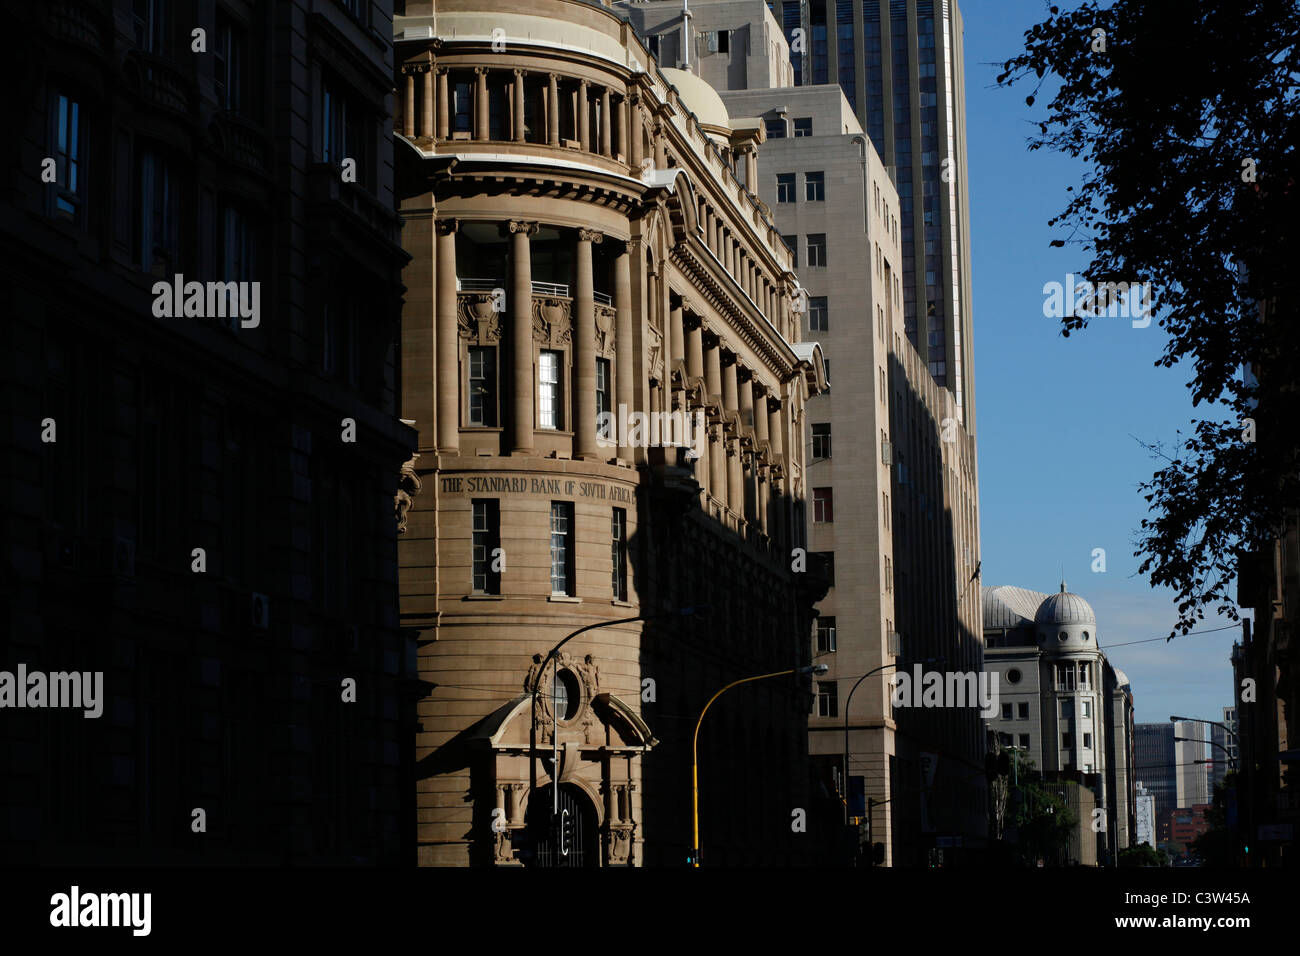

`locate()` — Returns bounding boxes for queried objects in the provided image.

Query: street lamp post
[690,662,828,867]
[527,604,709,860]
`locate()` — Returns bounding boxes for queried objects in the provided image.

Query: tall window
[807,234,827,267]
[1079,662,1092,688]
[219,201,255,282]
[804,171,825,201]
[50,93,85,222]
[452,80,473,133]
[550,502,575,596]
[611,507,627,601]
[816,681,838,718]
[811,422,831,460]
[596,358,612,441]
[776,173,796,203]
[539,350,563,429]
[808,296,828,331]
[471,499,500,594]
[323,83,373,187]
[813,487,834,523]
[136,148,181,274]
[132,0,166,54]
[214,14,245,113]
[468,346,497,426]
[816,616,837,653]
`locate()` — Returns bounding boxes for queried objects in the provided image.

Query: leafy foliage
[998,1,1300,634]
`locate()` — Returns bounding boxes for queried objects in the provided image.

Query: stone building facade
[0,0,417,862]
[394,0,828,867]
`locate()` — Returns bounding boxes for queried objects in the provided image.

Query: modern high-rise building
[393,0,829,867]
[0,0,418,863]
[1134,781,1156,848]
[1133,722,1177,827]
[1174,719,1210,808]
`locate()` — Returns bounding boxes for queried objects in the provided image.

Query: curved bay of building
[395,0,829,866]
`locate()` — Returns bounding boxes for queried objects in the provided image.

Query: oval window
[1082,631,1090,641]
[551,670,581,721]
[1007,668,1022,684]
[1058,631,1068,642]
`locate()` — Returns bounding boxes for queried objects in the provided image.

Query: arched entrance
[526,784,598,868]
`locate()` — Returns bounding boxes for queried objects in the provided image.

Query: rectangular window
[596,357,612,441]
[1083,733,1092,749]
[884,555,892,592]
[811,422,831,460]
[1018,734,1030,748]
[471,499,501,594]
[812,551,835,588]
[794,117,812,137]
[549,501,574,596]
[808,296,828,332]
[1061,699,1073,718]
[813,487,833,523]
[219,201,255,282]
[539,350,563,429]
[611,507,628,601]
[816,616,837,653]
[136,148,182,274]
[804,171,825,201]
[468,346,498,426]
[50,93,85,222]
[776,172,796,203]
[453,80,473,133]
[1018,702,1029,719]
[1078,662,1091,688]
[807,234,827,267]
[817,681,838,718]
[1062,732,1073,748]
[717,29,730,53]
[1001,703,1012,720]
[132,0,166,54]
[764,118,786,139]
[1081,699,1091,718]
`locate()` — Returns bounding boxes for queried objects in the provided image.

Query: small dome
[661,68,730,135]
[1035,581,1097,626]
[1112,668,1130,689]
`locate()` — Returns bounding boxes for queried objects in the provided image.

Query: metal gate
[529,785,597,868]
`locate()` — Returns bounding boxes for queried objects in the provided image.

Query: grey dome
[1034,581,1097,626]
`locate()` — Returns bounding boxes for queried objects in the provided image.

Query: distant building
[983,582,1134,862]
[1167,804,1212,854]
[1134,723,1177,827]
[1174,720,1210,807]
[1135,782,1156,848]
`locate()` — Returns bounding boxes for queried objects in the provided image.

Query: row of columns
[402,64,637,161]
[696,200,786,332]
[433,219,634,467]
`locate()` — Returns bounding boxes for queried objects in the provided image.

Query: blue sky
[960,0,1240,725]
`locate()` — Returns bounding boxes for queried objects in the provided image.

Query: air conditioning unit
[250,592,270,630]
[112,536,136,578]
[881,438,893,466]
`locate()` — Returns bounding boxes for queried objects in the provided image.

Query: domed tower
[1035,581,1107,776]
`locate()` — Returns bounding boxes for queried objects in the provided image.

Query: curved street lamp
[690,662,828,867]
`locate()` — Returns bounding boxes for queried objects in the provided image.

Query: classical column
[768,397,784,462]
[653,122,666,169]
[600,87,612,157]
[746,147,758,191]
[722,352,738,420]
[685,316,704,389]
[727,439,743,519]
[738,367,755,433]
[614,242,634,465]
[507,220,538,454]
[475,67,489,138]
[547,73,560,145]
[616,93,628,160]
[436,69,449,139]
[710,425,727,510]
[669,301,685,397]
[435,218,460,454]
[513,69,526,142]
[704,334,722,405]
[753,383,769,446]
[579,80,590,151]
[574,228,602,461]
[629,95,643,170]
[404,70,415,137]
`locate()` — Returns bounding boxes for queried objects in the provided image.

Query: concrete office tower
[394,0,827,867]
[1175,720,1211,808]
[1133,723,1177,825]
[983,584,1134,862]
[631,0,976,418]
